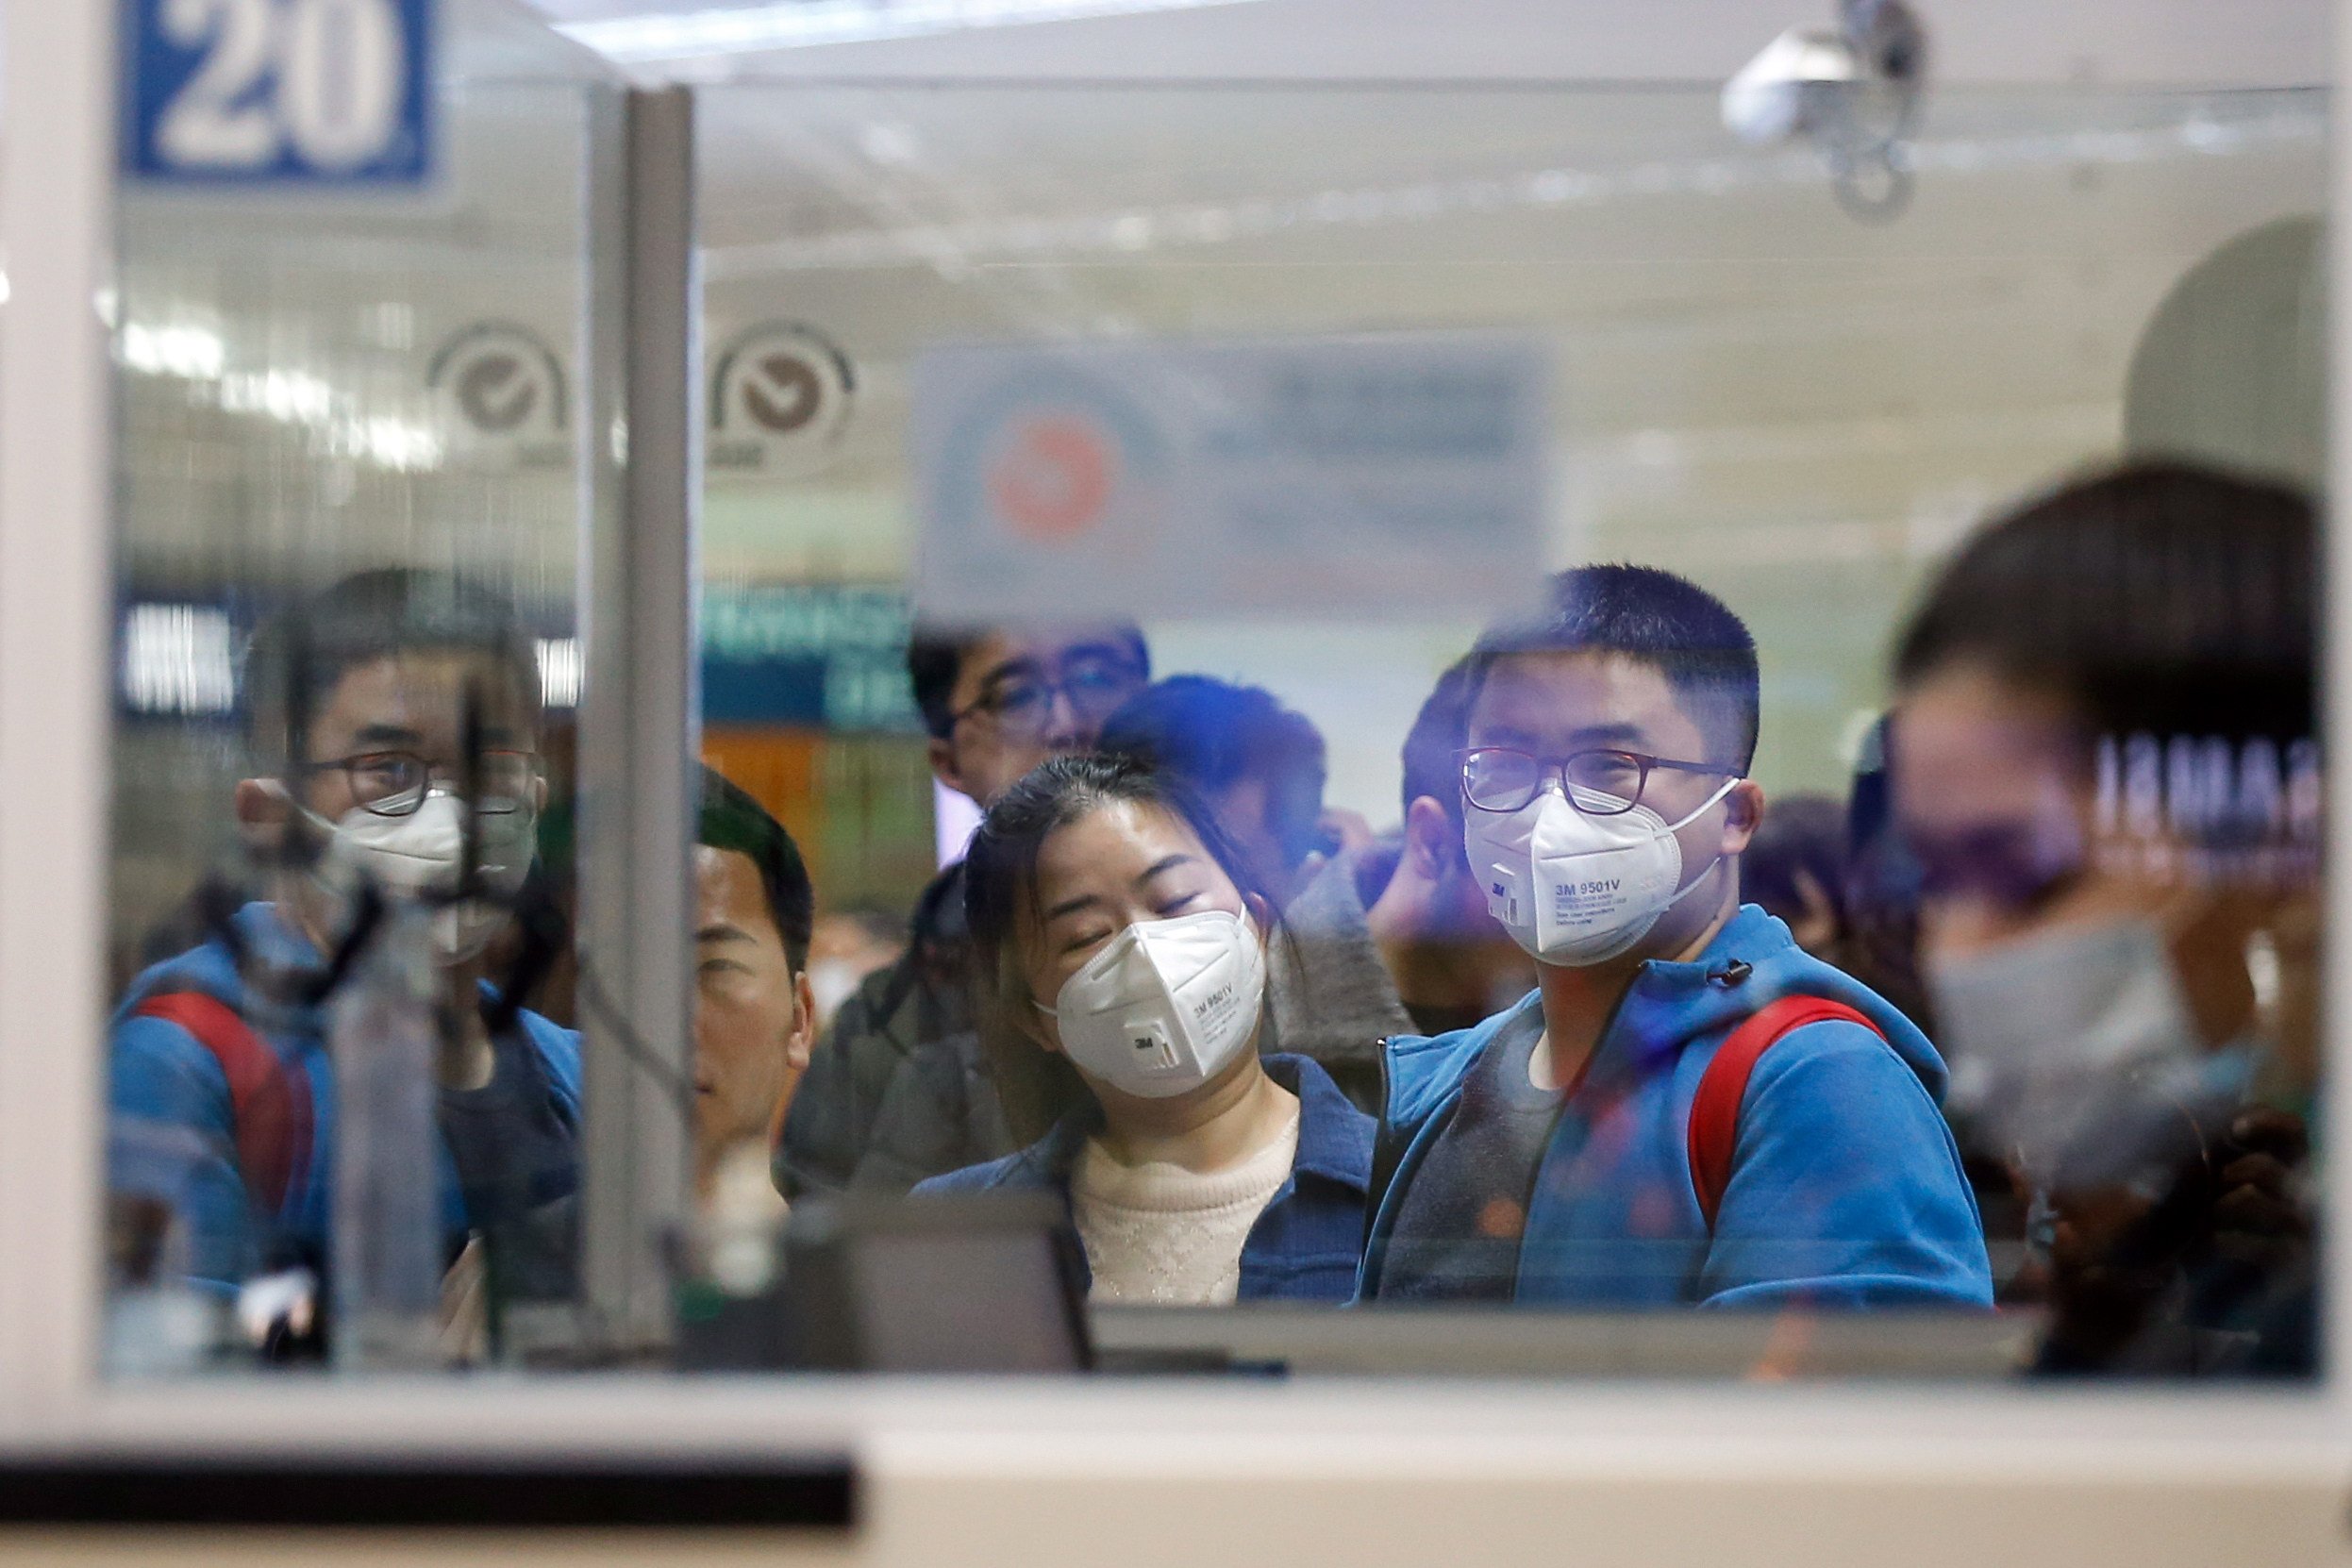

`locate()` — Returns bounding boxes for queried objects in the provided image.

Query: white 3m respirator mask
[291,789,538,962]
[1041,909,1267,1098]
[1466,777,1739,967]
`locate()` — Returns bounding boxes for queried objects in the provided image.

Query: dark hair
[695,764,815,972]
[1743,792,1847,936]
[906,622,1151,740]
[963,752,1276,1143]
[242,568,540,769]
[1096,676,1328,870]
[1893,461,2316,751]
[907,627,990,740]
[1401,655,1476,826]
[1465,564,1760,771]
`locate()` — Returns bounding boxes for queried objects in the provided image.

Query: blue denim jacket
[914,1053,1374,1302]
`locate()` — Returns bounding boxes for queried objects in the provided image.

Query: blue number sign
[124,0,434,184]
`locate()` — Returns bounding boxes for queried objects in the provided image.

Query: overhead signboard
[911,331,1550,622]
[125,0,435,185]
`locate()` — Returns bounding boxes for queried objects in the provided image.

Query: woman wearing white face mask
[1893,462,2319,1375]
[912,753,1376,1305]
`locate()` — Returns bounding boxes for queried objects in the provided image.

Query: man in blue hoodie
[108,569,580,1316]
[1359,565,1991,1309]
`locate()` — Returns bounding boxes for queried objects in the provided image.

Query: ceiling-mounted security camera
[1722,0,1927,220]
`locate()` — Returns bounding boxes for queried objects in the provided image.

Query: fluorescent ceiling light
[122,604,237,717]
[559,0,1266,60]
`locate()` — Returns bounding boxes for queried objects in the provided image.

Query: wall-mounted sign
[911,330,1549,621]
[427,324,570,474]
[702,584,917,733]
[125,0,435,185]
[710,323,855,477]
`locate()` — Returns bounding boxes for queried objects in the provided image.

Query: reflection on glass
[1895,465,2319,1375]
[102,9,608,1374]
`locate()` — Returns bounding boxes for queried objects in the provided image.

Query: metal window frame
[1,0,2348,1488]
[573,80,704,1364]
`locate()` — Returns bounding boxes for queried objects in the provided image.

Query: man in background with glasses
[108,569,580,1344]
[1359,565,1989,1310]
[777,622,1149,1196]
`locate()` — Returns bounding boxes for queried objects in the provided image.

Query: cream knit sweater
[1070,1101,1302,1305]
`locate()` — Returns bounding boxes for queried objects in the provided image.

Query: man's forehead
[694,845,780,937]
[323,649,526,707]
[310,650,532,739]
[969,627,1130,678]
[1469,650,1688,742]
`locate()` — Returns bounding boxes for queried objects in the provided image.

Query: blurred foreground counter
[0,1437,2339,1568]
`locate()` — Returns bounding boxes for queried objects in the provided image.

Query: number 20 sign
[125,0,433,184]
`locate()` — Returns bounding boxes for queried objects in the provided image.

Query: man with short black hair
[692,766,817,1197]
[109,568,581,1310]
[777,622,1149,1196]
[1359,564,1990,1309]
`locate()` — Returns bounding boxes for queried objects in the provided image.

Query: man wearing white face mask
[1894,464,2319,1375]
[108,569,581,1313]
[1359,565,1991,1310]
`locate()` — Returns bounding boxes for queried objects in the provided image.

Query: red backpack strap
[132,993,313,1215]
[1687,996,1881,1230]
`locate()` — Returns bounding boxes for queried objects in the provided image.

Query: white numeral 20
[157,0,407,173]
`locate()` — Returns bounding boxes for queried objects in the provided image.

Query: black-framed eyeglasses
[300,749,539,817]
[1459,746,1737,816]
[949,654,1147,742]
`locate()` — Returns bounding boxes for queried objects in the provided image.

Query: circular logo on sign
[986,413,1118,542]
[456,351,538,432]
[426,324,569,472]
[711,322,854,475]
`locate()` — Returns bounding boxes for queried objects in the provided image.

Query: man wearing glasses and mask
[1359,565,1989,1309]
[108,569,579,1328]
[777,623,1149,1196]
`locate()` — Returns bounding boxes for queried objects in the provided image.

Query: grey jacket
[1267,842,1418,1114]
[775,862,985,1198]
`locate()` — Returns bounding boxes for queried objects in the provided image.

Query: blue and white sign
[125,0,434,184]
[912,331,1550,622]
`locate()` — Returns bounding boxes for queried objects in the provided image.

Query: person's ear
[1018,994,1065,1058]
[926,733,971,799]
[1243,891,1277,947]
[1720,779,1764,857]
[1403,795,1456,879]
[1790,869,1842,955]
[785,971,819,1072]
[234,776,293,858]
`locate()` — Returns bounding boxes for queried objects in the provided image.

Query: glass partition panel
[698,81,2325,1380]
[103,0,617,1376]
